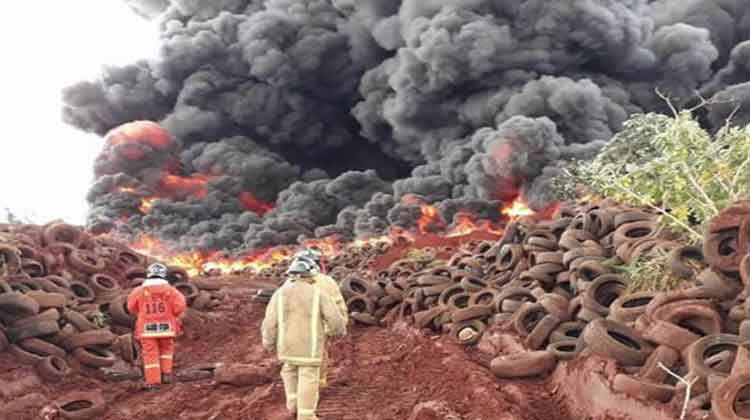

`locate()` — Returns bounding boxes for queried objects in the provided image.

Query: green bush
[607,251,685,293]
[555,110,750,241]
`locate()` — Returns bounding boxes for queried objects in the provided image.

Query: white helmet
[147,262,168,279]
[286,259,315,276]
[294,249,321,264]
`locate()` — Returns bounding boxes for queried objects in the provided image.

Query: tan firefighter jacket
[261,276,346,366]
[313,273,348,324]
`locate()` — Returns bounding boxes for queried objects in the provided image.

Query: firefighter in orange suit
[293,249,348,388]
[262,259,347,420]
[127,262,187,389]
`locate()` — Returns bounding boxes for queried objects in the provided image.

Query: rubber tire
[68,250,106,274]
[495,287,537,314]
[0,292,39,318]
[613,221,660,248]
[686,334,743,380]
[36,355,70,383]
[55,391,107,420]
[7,319,60,342]
[609,292,656,323]
[414,306,447,330]
[73,346,117,368]
[547,340,581,361]
[582,318,653,366]
[166,266,189,284]
[642,320,701,351]
[346,295,376,314]
[174,282,200,301]
[63,329,116,351]
[24,291,67,309]
[87,274,120,296]
[525,314,561,350]
[669,245,704,279]
[490,351,557,378]
[0,244,21,274]
[18,337,66,358]
[108,294,135,327]
[451,304,493,323]
[340,276,371,299]
[614,210,654,228]
[639,345,681,383]
[43,223,81,246]
[513,303,549,337]
[63,309,98,332]
[582,274,626,317]
[711,373,750,420]
[741,254,750,289]
[651,300,723,337]
[68,281,96,304]
[549,321,587,343]
[612,373,675,403]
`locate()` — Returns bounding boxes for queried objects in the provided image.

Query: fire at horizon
[124,197,544,276]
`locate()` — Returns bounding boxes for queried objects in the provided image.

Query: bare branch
[659,362,698,420]
[721,103,742,133]
[655,88,679,117]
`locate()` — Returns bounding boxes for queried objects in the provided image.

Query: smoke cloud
[62,0,750,252]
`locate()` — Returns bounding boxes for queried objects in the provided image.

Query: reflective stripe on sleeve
[310,287,320,358]
[278,289,285,353]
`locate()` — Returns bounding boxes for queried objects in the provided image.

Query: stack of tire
[329,202,673,342]
[0,222,223,387]
[290,200,749,418]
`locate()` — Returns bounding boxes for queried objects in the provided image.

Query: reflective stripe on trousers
[140,337,176,384]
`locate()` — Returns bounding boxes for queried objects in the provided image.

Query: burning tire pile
[250,200,750,419]
[0,222,223,418]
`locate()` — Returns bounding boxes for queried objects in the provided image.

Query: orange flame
[107,121,172,150]
[239,192,274,216]
[401,194,443,233]
[446,212,504,237]
[418,204,440,233]
[159,173,214,199]
[129,234,298,276]
[502,199,535,219]
[139,198,156,214]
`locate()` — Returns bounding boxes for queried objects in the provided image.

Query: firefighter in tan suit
[262,259,347,420]
[293,249,348,388]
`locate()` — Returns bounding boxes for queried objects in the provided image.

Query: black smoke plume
[63,0,750,253]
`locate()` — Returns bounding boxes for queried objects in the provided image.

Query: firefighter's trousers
[140,337,175,385]
[281,363,321,420]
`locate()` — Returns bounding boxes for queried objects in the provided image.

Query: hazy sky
[0,2,158,225]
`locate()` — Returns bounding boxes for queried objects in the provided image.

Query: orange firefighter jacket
[127,278,187,339]
[312,273,348,324]
[261,276,346,366]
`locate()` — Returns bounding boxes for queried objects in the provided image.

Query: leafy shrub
[555,110,750,241]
